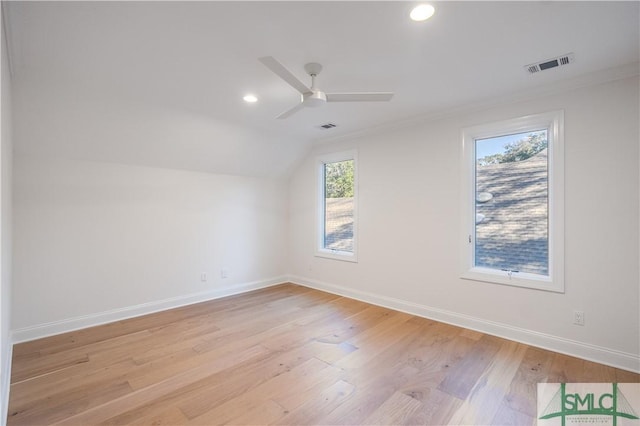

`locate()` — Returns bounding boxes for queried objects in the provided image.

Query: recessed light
[243,94,258,103]
[410,4,435,21]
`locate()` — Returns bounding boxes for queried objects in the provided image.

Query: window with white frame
[316,150,357,262]
[461,111,564,292]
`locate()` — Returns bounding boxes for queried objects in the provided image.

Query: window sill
[461,267,564,293]
[315,249,358,263]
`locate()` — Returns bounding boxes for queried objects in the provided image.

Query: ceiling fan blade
[276,102,305,119]
[259,56,311,95]
[326,92,394,102]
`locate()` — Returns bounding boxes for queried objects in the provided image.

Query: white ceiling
[5,1,640,178]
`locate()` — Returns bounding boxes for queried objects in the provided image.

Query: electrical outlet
[200,273,207,282]
[573,310,585,326]
[221,268,229,279]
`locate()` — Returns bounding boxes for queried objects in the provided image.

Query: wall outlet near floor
[200,273,207,282]
[573,310,585,326]
[220,268,229,279]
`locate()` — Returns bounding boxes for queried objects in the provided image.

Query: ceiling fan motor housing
[302,90,327,107]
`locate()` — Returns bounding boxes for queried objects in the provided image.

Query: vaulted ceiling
[5,1,639,178]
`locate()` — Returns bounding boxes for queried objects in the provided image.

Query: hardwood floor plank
[459,328,484,341]
[10,351,90,384]
[124,305,343,392]
[227,399,288,426]
[335,314,419,369]
[436,334,504,399]
[190,300,341,355]
[7,283,638,426]
[447,340,527,425]
[9,379,133,426]
[271,370,351,413]
[502,346,555,417]
[362,390,423,425]
[97,346,308,425]
[320,365,420,425]
[260,304,392,353]
[491,403,535,426]
[127,406,190,426]
[275,379,356,425]
[380,320,470,377]
[582,359,618,382]
[343,310,414,348]
[617,368,640,383]
[186,358,342,425]
[306,340,358,364]
[405,388,464,425]
[9,358,138,415]
[53,344,270,425]
[547,352,586,383]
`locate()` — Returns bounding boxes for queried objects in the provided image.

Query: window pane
[474,130,548,275]
[324,160,354,252]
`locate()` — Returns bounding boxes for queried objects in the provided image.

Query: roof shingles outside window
[324,197,354,252]
[475,149,549,275]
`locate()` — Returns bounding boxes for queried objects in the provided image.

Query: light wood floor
[7,284,639,425]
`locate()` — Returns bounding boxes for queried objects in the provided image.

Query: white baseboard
[288,275,640,374]
[1,336,12,426]
[11,274,639,373]
[12,276,287,344]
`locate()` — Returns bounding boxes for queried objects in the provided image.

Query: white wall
[13,156,288,338]
[0,6,13,423]
[288,75,640,371]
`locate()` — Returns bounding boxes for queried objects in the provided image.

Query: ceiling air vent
[525,53,574,74]
[319,123,337,129]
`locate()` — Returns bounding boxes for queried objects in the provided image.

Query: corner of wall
[1,2,15,423]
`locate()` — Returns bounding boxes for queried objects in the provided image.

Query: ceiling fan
[258,56,394,119]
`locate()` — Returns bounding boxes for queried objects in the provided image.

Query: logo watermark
[537,383,640,426]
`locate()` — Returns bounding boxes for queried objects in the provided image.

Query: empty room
[1,1,639,425]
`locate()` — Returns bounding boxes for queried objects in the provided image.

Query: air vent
[525,53,575,74]
[319,123,337,129]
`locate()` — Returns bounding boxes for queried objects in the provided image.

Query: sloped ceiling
[5,1,639,178]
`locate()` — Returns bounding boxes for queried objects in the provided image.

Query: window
[461,111,564,292]
[316,150,357,262]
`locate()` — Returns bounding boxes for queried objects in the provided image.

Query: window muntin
[316,151,357,261]
[461,111,564,292]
